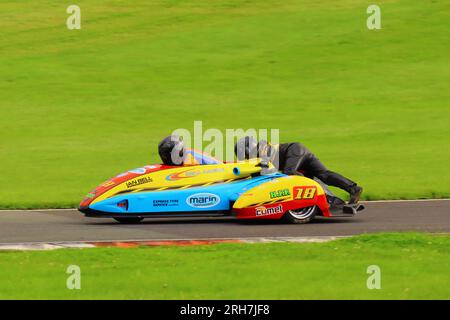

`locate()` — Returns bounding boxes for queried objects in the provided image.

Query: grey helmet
[234,136,258,160]
[158,135,185,165]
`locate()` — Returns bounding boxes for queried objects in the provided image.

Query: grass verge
[0,233,449,299]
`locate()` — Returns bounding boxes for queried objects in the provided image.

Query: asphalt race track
[0,200,449,244]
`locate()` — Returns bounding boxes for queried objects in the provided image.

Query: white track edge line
[1,233,449,251]
[0,236,349,249]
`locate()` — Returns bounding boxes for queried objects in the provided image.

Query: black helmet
[158,135,185,165]
[234,136,258,160]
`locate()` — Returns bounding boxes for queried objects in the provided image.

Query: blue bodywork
[90,173,285,214]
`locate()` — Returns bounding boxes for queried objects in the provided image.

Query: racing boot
[348,185,363,204]
[315,170,362,204]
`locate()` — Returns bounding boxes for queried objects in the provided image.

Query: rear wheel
[113,217,144,224]
[282,206,318,224]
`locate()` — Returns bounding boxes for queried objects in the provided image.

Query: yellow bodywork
[232,175,326,209]
[91,159,274,205]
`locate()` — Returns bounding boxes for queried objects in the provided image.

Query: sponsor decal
[126,176,153,188]
[101,181,115,188]
[203,168,225,174]
[152,199,179,207]
[116,172,128,178]
[269,188,290,199]
[85,192,96,199]
[115,166,158,179]
[166,169,197,181]
[166,168,224,181]
[255,204,283,216]
[128,168,147,174]
[186,193,221,208]
[293,186,317,200]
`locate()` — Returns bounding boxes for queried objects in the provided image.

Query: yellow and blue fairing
[79,159,330,219]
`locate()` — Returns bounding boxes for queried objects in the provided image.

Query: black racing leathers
[263,142,357,193]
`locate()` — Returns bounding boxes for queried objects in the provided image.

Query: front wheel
[282,206,318,224]
[113,217,144,224]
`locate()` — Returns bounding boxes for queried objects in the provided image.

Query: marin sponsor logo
[126,176,153,188]
[152,199,179,207]
[255,204,283,216]
[186,193,220,208]
[269,188,290,199]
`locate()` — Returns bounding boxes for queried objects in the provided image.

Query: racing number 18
[294,186,316,200]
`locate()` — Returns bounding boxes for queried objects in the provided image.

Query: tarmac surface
[0,200,448,244]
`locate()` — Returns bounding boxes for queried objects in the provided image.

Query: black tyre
[113,217,144,224]
[282,206,318,224]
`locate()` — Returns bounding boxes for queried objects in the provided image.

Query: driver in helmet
[158,135,221,166]
[234,136,363,204]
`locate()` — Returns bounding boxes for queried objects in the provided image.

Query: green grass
[0,233,449,299]
[0,1,449,208]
